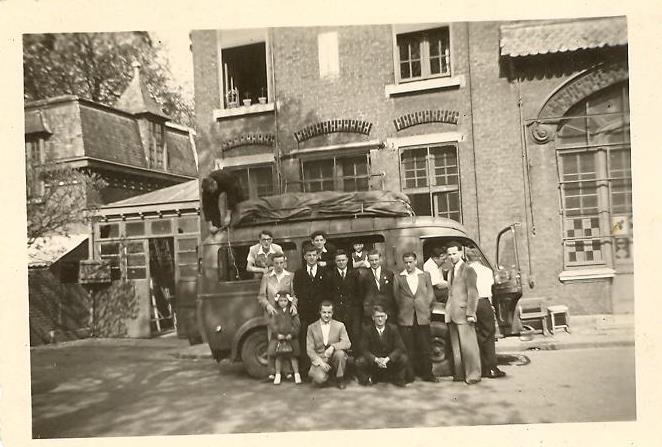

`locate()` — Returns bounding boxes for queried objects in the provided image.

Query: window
[25,137,45,198]
[99,242,121,280]
[396,26,450,83]
[176,237,199,278]
[222,42,268,107]
[126,241,147,279]
[302,154,370,193]
[147,122,165,170]
[556,83,631,267]
[318,32,340,79]
[232,165,274,199]
[400,144,461,221]
[217,241,296,282]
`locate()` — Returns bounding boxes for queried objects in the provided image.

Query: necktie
[373,269,380,290]
[341,270,345,279]
[309,267,314,280]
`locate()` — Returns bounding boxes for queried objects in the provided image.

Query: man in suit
[306,300,351,389]
[310,230,336,270]
[355,305,408,387]
[293,243,332,375]
[445,241,482,384]
[393,251,437,383]
[329,249,362,345]
[360,249,397,325]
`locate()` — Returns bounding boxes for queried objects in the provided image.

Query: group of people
[252,229,507,389]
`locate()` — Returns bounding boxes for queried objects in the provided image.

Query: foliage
[26,163,108,247]
[23,32,193,126]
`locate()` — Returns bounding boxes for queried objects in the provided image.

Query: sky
[150,29,194,100]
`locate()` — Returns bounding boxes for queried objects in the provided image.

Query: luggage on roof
[233,191,414,225]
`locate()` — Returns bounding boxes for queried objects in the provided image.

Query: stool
[518,297,550,336]
[547,305,570,334]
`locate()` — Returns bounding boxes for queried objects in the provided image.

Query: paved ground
[30,338,636,438]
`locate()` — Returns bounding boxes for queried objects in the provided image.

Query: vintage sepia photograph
[4,0,660,445]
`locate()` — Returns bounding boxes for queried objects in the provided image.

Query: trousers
[449,322,482,383]
[475,298,497,372]
[399,318,433,380]
[308,350,348,385]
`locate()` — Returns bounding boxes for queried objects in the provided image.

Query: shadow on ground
[31,343,525,437]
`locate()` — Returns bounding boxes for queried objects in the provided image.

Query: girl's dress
[267,308,301,357]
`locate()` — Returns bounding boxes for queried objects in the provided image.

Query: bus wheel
[240,330,270,379]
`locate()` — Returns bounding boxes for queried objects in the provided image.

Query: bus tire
[240,329,270,379]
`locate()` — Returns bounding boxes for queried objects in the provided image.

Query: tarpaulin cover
[234,191,413,225]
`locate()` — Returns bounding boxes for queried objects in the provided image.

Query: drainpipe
[512,59,536,289]
[269,29,282,193]
[465,22,481,243]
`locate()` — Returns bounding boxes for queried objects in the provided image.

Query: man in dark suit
[445,241,482,384]
[293,243,332,374]
[355,305,408,387]
[393,251,437,383]
[329,249,362,345]
[360,249,397,325]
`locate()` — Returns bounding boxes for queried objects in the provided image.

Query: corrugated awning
[500,16,627,57]
[28,234,88,268]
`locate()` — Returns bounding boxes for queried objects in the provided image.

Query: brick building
[26,65,199,344]
[191,17,631,315]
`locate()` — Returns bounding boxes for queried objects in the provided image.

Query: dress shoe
[452,376,464,382]
[358,377,373,386]
[466,379,480,385]
[393,380,407,388]
[336,378,346,389]
[485,368,507,378]
[422,375,439,383]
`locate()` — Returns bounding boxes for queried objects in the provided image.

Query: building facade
[26,66,199,343]
[191,17,631,315]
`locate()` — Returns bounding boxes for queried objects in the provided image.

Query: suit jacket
[329,267,362,314]
[293,264,332,325]
[393,270,435,326]
[257,270,297,313]
[306,319,351,366]
[359,323,406,363]
[360,267,396,318]
[445,261,480,324]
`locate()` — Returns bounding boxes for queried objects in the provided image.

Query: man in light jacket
[445,241,482,384]
[306,301,351,389]
[393,252,437,383]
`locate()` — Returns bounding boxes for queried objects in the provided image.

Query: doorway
[148,237,177,334]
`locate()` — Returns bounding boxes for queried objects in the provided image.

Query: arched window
[556,82,631,268]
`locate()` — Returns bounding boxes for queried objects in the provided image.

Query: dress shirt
[469,261,495,301]
[246,243,282,264]
[269,269,291,283]
[371,266,382,289]
[337,267,347,279]
[453,258,464,283]
[423,257,445,287]
[400,268,422,295]
[376,326,385,337]
[307,264,317,278]
[321,321,331,345]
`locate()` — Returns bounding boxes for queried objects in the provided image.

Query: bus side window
[217,245,253,281]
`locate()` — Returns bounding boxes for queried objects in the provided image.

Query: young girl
[267,290,302,384]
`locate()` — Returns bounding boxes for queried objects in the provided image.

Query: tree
[23,32,193,126]
[26,163,107,247]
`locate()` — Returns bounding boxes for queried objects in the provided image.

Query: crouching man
[306,301,351,389]
[355,305,408,387]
